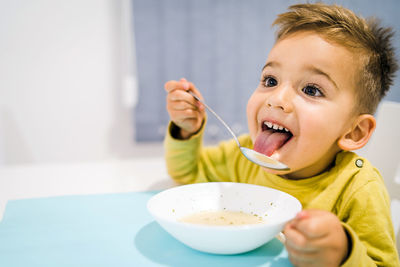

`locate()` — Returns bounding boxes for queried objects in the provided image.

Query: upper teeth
[264,121,289,132]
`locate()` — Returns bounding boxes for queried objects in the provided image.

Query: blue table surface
[0,191,292,267]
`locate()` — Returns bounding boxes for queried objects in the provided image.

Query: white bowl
[147,182,301,254]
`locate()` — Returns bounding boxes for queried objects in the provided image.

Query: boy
[163,3,399,266]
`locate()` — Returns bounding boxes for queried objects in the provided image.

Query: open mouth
[253,121,293,157]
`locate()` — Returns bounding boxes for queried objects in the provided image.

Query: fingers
[166,85,202,112]
[283,210,325,261]
[164,78,205,135]
[184,79,204,102]
[285,228,318,267]
[284,214,322,267]
[289,210,329,239]
[284,223,318,253]
[165,78,204,99]
[167,98,200,122]
[284,210,349,266]
[164,79,188,93]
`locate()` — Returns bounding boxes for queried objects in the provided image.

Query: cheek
[246,93,259,137]
[299,113,342,148]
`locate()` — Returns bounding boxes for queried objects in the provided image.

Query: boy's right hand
[164,78,205,139]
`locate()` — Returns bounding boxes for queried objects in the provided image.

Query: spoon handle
[187,90,241,148]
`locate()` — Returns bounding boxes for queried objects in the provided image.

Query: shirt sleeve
[163,121,245,184]
[339,180,400,267]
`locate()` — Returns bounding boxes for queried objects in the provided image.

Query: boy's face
[247,31,359,179]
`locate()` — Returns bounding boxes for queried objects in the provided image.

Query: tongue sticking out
[253,130,291,157]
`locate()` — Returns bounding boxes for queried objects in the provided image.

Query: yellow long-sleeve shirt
[164,122,399,266]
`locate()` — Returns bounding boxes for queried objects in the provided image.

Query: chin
[261,167,291,176]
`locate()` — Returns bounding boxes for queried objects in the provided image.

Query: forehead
[266,31,360,94]
[270,32,355,67]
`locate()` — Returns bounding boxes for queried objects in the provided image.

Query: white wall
[0,0,152,165]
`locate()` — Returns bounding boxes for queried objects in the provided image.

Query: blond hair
[273,3,398,114]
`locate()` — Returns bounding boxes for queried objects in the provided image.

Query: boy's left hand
[283,209,349,267]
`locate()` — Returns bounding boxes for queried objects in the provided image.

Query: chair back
[358,101,400,253]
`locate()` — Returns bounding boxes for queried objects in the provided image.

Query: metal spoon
[187,90,289,170]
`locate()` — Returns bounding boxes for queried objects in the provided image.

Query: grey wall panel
[133,0,400,142]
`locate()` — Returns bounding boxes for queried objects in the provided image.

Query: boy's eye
[264,77,278,87]
[302,85,323,97]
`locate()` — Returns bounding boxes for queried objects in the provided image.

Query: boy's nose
[265,84,293,113]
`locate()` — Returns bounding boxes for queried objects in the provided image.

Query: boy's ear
[338,114,376,151]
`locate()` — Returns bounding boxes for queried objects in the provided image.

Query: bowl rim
[147,182,302,230]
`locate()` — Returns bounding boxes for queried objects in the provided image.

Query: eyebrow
[305,65,339,90]
[262,61,339,90]
[262,61,279,71]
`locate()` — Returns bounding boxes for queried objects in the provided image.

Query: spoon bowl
[187,91,289,171]
[240,147,289,170]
